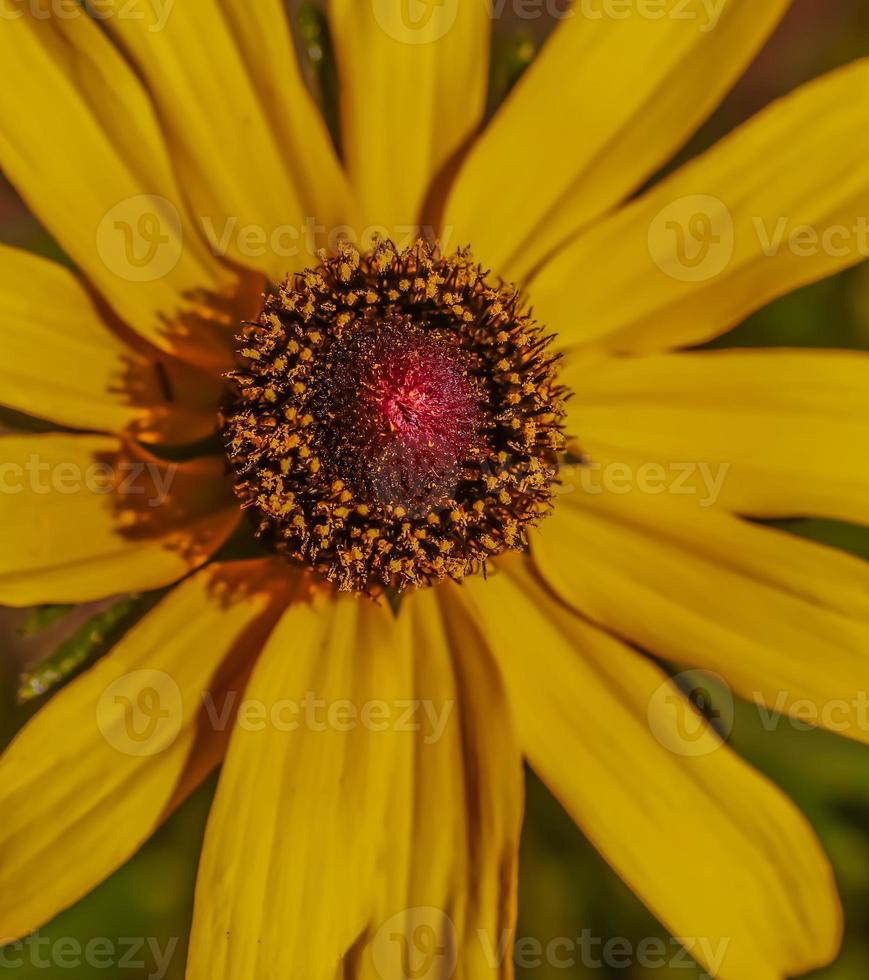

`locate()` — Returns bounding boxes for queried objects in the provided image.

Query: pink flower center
[309,320,481,513]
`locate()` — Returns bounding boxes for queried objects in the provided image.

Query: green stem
[16,591,166,704]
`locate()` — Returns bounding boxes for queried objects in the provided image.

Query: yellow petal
[0,435,239,606]
[396,586,522,978]
[460,558,841,980]
[531,59,869,354]
[96,0,314,280]
[215,0,352,233]
[0,560,292,943]
[0,245,222,443]
[446,0,789,280]
[565,348,869,525]
[330,0,491,238]
[187,585,522,979]
[0,4,238,369]
[533,487,869,743]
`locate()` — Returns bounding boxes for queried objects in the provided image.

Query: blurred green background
[2,0,869,976]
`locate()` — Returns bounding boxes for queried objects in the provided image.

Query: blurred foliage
[297,3,342,152]
[2,0,869,976]
[487,32,537,118]
[17,605,75,639]
[16,593,164,704]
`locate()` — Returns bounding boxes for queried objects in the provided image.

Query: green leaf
[297,3,341,153]
[16,592,164,705]
[19,604,75,637]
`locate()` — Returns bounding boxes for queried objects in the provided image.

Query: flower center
[307,317,481,514]
[222,240,567,594]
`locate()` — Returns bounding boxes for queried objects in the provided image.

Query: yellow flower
[0,1,868,978]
